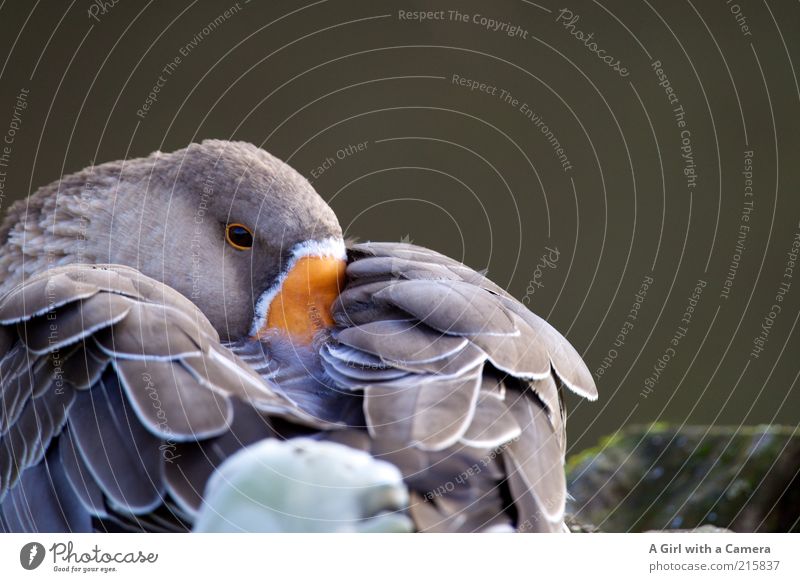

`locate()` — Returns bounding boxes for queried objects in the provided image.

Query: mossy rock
[566,424,800,532]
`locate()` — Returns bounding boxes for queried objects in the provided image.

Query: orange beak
[255,255,347,344]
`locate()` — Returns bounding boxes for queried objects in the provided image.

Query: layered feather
[1,243,597,533]
[0,265,327,531]
[318,242,597,531]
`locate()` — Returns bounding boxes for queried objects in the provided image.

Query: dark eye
[225,223,254,250]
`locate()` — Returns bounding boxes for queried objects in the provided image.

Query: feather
[460,310,554,380]
[59,428,108,518]
[0,350,66,436]
[364,367,482,451]
[320,352,411,382]
[21,383,76,469]
[350,242,459,265]
[503,393,566,527]
[18,292,133,355]
[499,297,597,400]
[68,373,165,513]
[346,256,460,282]
[336,319,468,366]
[323,344,389,368]
[0,167,598,534]
[1,447,91,532]
[92,305,204,360]
[374,280,519,337]
[384,343,486,378]
[59,344,110,390]
[0,423,27,495]
[112,358,233,442]
[0,271,100,325]
[164,399,277,516]
[460,390,522,448]
[0,325,13,355]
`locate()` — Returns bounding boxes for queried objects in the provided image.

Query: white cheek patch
[249,237,347,337]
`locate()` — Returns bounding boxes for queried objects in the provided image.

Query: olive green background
[0,0,798,454]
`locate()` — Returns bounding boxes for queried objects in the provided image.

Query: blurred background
[0,0,797,464]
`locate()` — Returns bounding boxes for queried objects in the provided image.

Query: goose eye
[226,223,254,250]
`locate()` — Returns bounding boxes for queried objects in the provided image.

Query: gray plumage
[0,140,596,533]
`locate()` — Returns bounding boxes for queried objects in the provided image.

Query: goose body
[0,141,596,532]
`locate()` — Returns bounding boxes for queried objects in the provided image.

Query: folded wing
[0,264,328,532]
[323,242,597,532]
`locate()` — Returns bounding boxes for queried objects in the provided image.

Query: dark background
[0,0,798,455]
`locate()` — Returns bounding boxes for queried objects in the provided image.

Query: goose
[0,140,596,533]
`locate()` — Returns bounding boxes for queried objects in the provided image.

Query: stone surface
[566,424,800,532]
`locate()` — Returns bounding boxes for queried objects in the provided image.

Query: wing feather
[1,243,596,533]
[59,428,109,518]
[0,264,320,532]
[325,241,598,531]
[69,373,165,513]
[363,368,482,451]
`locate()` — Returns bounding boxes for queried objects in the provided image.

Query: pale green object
[193,438,413,533]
